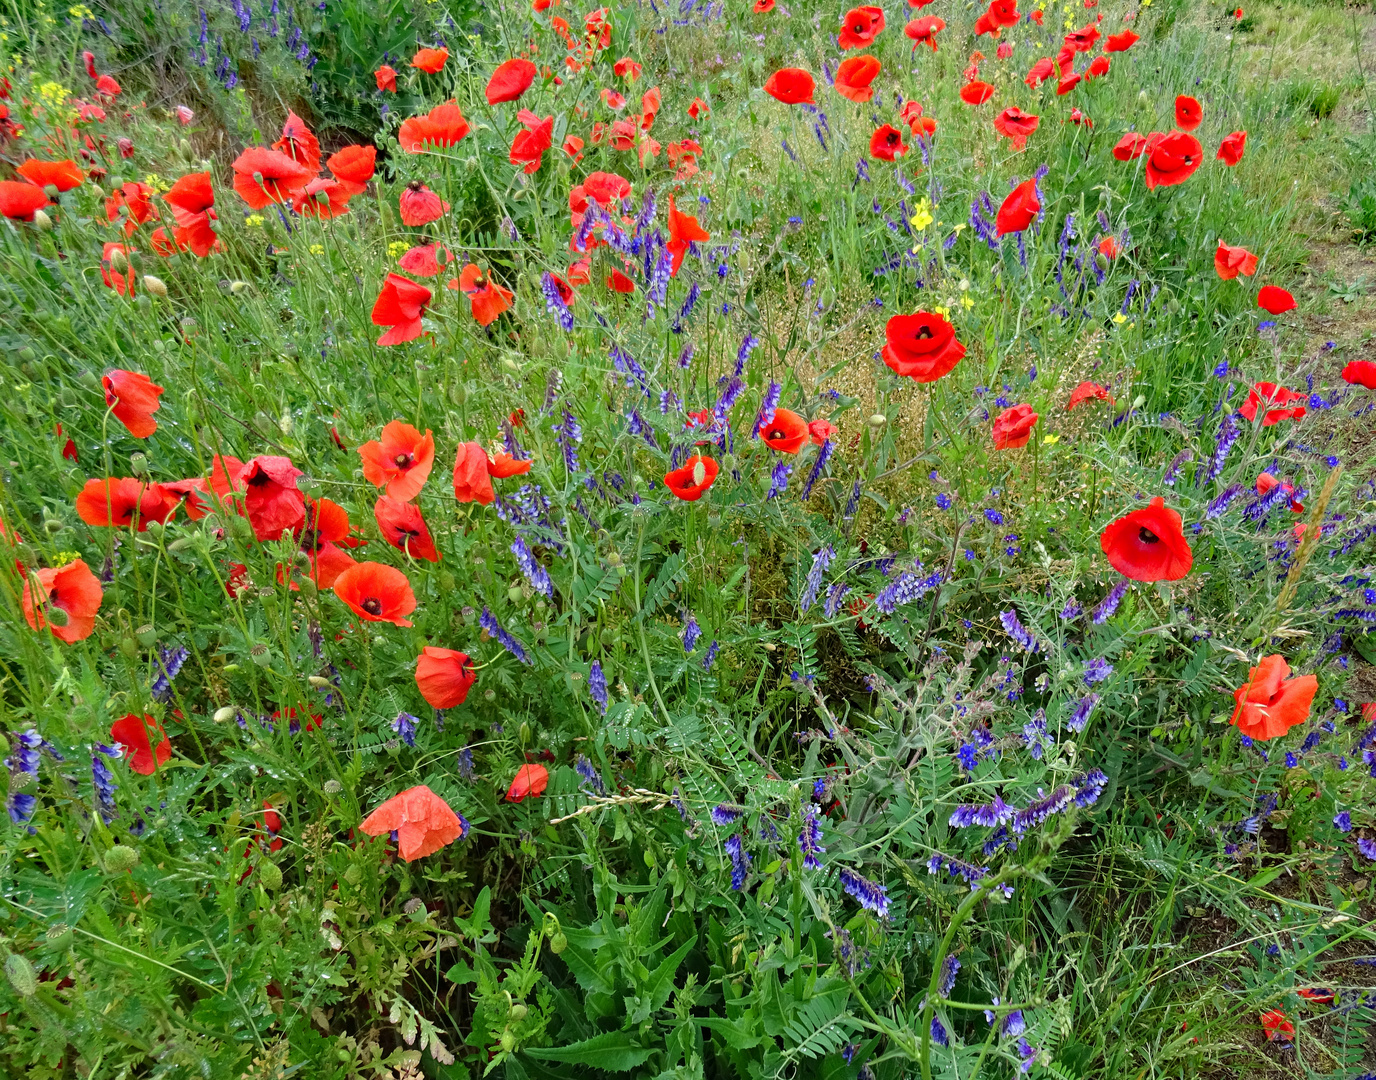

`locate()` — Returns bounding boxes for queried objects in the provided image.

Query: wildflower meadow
[2,0,1376,1075]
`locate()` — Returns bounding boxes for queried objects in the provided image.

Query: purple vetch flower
[839,866,889,916]
[1059,598,1082,620]
[1010,785,1074,833]
[798,802,825,869]
[801,439,833,498]
[844,481,862,519]
[1163,449,1192,486]
[873,569,943,615]
[702,640,720,671]
[1092,579,1129,624]
[588,660,608,715]
[479,607,531,665]
[391,711,418,748]
[734,334,759,377]
[1067,694,1099,733]
[753,381,783,437]
[767,460,792,499]
[949,795,1015,828]
[1335,811,1352,832]
[799,545,835,613]
[1204,484,1244,520]
[673,284,701,334]
[930,1016,949,1047]
[540,272,574,330]
[713,376,745,422]
[1002,1010,1026,1037]
[1016,1037,1038,1073]
[1203,413,1240,483]
[682,614,701,653]
[1082,657,1113,685]
[92,743,121,824]
[927,851,1002,892]
[1358,837,1376,861]
[556,408,582,472]
[711,804,743,826]
[1073,768,1109,807]
[938,955,960,998]
[511,537,553,599]
[1022,709,1053,761]
[824,581,851,618]
[575,754,605,794]
[1000,609,1038,653]
[457,747,475,779]
[725,833,751,889]
[150,645,189,702]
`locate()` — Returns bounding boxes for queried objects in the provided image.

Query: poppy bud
[108,247,128,272]
[519,721,531,743]
[606,550,622,567]
[1131,394,1146,410]
[868,413,887,428]
[501,356,521,372]
[229,281,248,294]
[549,931,568,953]
[104,844,140,873]
[213,706,238,723]
[43,519,63,535]
[452,383,467,404]
[484,688,496,701]
[5,954,37,998]
[692,459,706,486]
[508,585,524,603]
[253,170,266,184]
[33,209,53,231]
[167,536,197,552]
[77,368,100,390]
[119,635,139,658]
[500,1032,516,1053]
[1094,253,1109,272]
[309,675,331,688]
[509,1003,528,1021]
[258,861,283,890]
[251,645,272,667]
[46,606,69,628]
[135,623,157,647]
[761,642,777,652]
[439,571,457,591]
[130,452,149,476]
[300,578,317,598]
[143,275,168,298]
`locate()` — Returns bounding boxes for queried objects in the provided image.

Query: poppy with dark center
[764,68,816,105]
[22,558,102,643]
[993,106,1039,149]
[988,0,1020,25]
[1099,497,1192,581]
[375,497,440,562]
[100,242,136,296]
[411,46,449,73]
[1214,241,1258,279]
[1341,360,1376,389]
[1105,29,1139,51]
[869,124,908,161]
[581,171,633,206]
[882,311,966,381]
[334,561,417,627]
[664,455,720,501]
[759,408,809,453]
[360,785,467,861]
[103,368,164,438]
[358,421,436,503]
[160,479,211,521]
[838,5,885,49]
[375,64,397,92]
[105,182,158,236]
[905,15,945,50]
[272,111,320,172]
[398,102,471,152]
[1216,129,1247,165]
[230,147,312,209]
[292,178,353,219]
[237,455,306,541]
[1238,381,1305,425]
[1143,131,1203,190]
[488,450,532,478]
[371,274,432,346]
[1066,381,1115,410]
[992,404,1039,449]
[416,646,476,708]
[327,145,376,196]
[834,55,881,101]
[75,477,174,531]
[487,57,538,104]
[507,763,550,802]
[1230,655,1317,741]
[454,264,515,326]
[665,196,710,275]
[509,111,554,173]
[110,713,172,775]
[205,454,246,502]
[973,10,1001,36]
[995,178,1040,234]
[1256,284,1296,315]
[292,497,357,588]
[960,80,996,105]
[0,181,51,221]
[453,442,497,504]
[1174,95,1202,131]
[754,0,775,10]
[399,181,449,226]
[16,158,84,193]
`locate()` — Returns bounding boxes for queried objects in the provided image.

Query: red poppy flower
[996,178,1040,235]
[292,177,353,219]
[641,86,662,129]
[95,74,121,97]
[358,420,435,501]
[1099,497,1192,581]
[360,785,467,861]
[839,5,885,48]
[755,0,775,10]
[399,182,449,227]
[16,158,83,193]
[1174,95,1202,131]
[1104,29,1139,51]
[415,646,476,709]
[605,268,636,293]
[808,418,838,444]
[238,455,306,541]
[1256,472,1304,514]
[834,55,881,102]
[666,196,710,275]
[293,497,356,587]
[506,763,549,802]
[759,408,809,453]
[1256,284,1296,315]
[882,311,966,382]
[375,496,440,562]
[992,106,1039,149]
[166,203,219,257]
[1341,360,1376,389]
[1296,987,1334,1005]
[974,10,1001,36]
[904,15,945,50]
[869,124,908,161]
[1214,241,1258,279]
[1216,129,1246,165]
[488,451,532,478]
[398,101,471,153]
[960,81,996,105]
[205,455,245,502]
[229,147,311,210]
[334,561,417,627]
[1144,131,1204,190]
[602,87,627,110]
[0,181,50,221]
[1025,56,1055,86]
[664,455,719,501]
[688,96,709,118]
[271,110,320,172]
[992,404,1038,448]
[454,264,514,326]
[22,558,102,643]
[76,477,174,530]
[1112,132,1148,161]
[99,242,136,297]
[163,170,214,219]
[1067,381,1114,410]
[568,258,592,286]
[327,145,376,195]
[62,437,79,462]
[764,68,816,105]
[510,112,554,173]
[486,57,538,105]
[110,714,172,775]
[1096,235,1120,259]
[103,368,164,438]
[453,442,496,505]
[1238,381,1305,425]
[411,46,449,73]
[1064,22,1099,50]
[1231,656,1317,741]
[376,64,398,91]
[372,273,432,346]
[397,242,450,278]
[1056,72,1081,95]
[1086,54,1110,78]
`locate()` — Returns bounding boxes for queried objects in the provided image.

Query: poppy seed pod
[135,623,157,647]
[104,844,140,873]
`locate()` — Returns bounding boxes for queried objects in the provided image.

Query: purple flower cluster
[839,867,890,917]
[1000,609,1039,653]
[725,833,751,889]
[799,545,835,613]
[588,660,608,715]
[391,711,418,748]
[479,607,531,665]
[511,537,553,599]
[798,802,825,869]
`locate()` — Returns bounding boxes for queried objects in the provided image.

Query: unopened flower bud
[129,452,149,476]
[308,675,331,688]
[5,954,37,998]
[868,413,887,428]
[229,280,248,294]
[33,209,52,231]
[108,247,128,272]
[104,844,140,873]
[257,861,283,891]
[142,275,168,298]
[213,706,238,723]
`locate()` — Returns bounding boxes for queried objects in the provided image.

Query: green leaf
[523,1030,654,1070]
